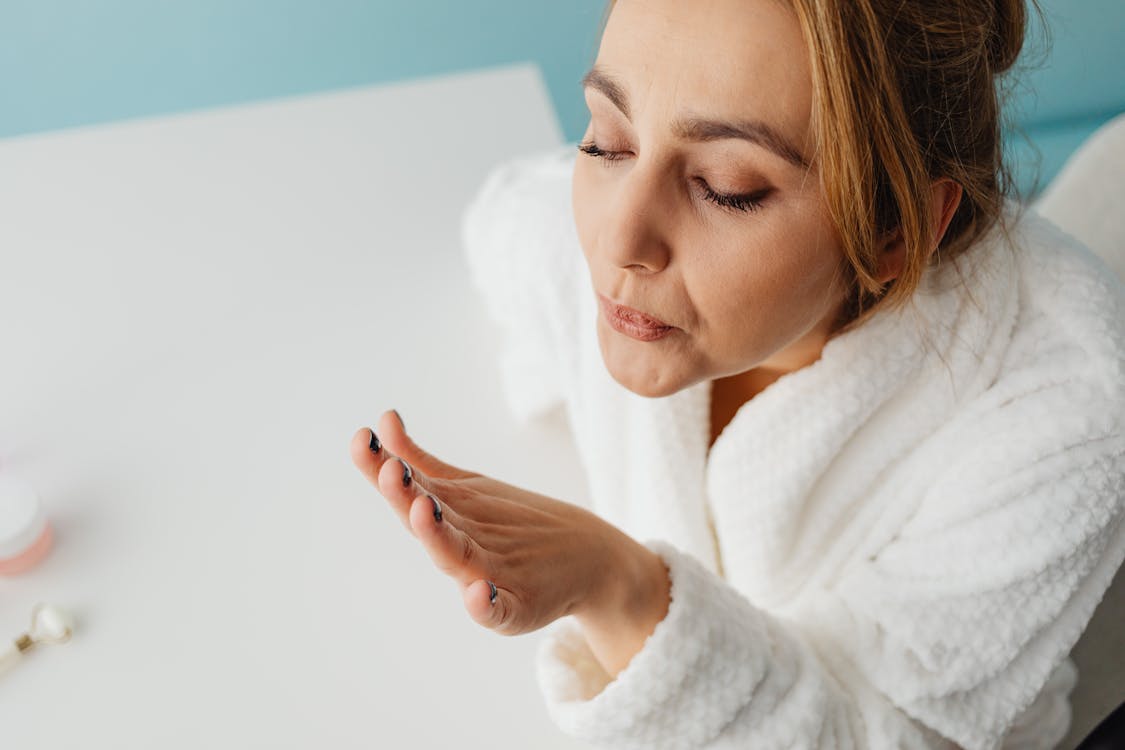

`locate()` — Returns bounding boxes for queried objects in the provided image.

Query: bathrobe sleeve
[460,146,584,426]
[535,361,1125,748]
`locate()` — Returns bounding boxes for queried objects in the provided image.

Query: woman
[349,0,1125,747]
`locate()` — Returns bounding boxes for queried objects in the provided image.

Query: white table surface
[0,63,595,749]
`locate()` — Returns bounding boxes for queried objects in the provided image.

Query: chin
[597,323,687,399]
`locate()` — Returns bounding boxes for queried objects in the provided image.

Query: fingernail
[398,458,412,488]
[368,429,381,454]
[487,581,497,606]
[427,493,442,522]
[393,409,406,430]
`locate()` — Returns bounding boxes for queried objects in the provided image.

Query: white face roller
[0,603,76,676]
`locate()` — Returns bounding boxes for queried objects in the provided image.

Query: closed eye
[577,140,627,162]
[577,140,767,214]
[693,179,767,213]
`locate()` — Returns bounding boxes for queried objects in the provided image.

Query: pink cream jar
[0,474,53,575]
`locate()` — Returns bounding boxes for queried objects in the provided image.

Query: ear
[875,179,964,285]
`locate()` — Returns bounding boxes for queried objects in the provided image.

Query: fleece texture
[460,146,1125,750]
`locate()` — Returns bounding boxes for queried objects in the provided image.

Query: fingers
[463,579,520,636]
[377,454,427,533]
[349,412,442,492]
[351,409,478,533]
[374,409,478,481]
[350,411,521,635]
[408,493,480,581]
[407,496,518,634]
[349,424,442,534]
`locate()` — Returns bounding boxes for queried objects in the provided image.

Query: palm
[349,410,626,635]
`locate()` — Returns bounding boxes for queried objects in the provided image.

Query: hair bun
[987,0,1028,74]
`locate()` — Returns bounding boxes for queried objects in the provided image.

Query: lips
[597,293,676,343]
[598,294,673,329]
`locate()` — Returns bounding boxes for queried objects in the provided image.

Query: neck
[708,369,785,448]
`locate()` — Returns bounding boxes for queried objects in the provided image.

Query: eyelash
[577,140,766,214]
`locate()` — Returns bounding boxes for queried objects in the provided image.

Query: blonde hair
[598,0,1040,336]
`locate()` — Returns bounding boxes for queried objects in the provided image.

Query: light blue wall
[0,1,606,143]
[1004,0,1125,196]
[1,1,1121,197]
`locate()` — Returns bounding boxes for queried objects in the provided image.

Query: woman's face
[573,0,852,398]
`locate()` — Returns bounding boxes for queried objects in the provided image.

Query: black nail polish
[427,493,442,522]
[368,429,381,454]
[488,581,498,605]
[393,409,405,430]
[399,458,412,487]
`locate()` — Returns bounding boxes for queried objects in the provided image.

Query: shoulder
[882,204,1125,569]
[460,146,587,424]
[461,145,580,287]
[461,145,576,236]
[1001,203,1125,402]
[835,212,1125,737]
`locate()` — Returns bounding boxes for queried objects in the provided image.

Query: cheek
[571,162,600,255]
[693,229,843,344]
[741,216,845,304]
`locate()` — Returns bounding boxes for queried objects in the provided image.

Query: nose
[598,159,672,274]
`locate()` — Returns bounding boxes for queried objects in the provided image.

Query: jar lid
[0,474,47,560]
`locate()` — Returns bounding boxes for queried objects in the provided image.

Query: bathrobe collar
[617,203,1022,605]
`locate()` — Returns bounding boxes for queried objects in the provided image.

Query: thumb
[376,409,477,481]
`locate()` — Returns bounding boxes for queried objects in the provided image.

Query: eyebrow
[581,66,810,170]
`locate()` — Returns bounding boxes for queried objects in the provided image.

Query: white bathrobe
[460,146,1125,750]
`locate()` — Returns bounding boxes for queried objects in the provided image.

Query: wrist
[575,534,660,619]
[571,536,672,678]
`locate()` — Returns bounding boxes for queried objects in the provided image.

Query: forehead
[594,0,813,144]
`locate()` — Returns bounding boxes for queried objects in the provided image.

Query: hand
[349,409,647,637]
